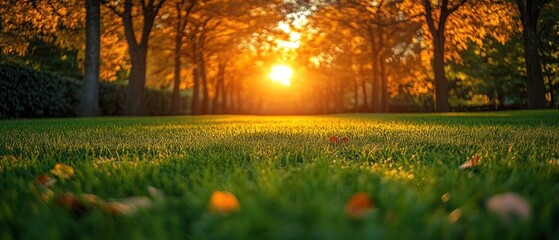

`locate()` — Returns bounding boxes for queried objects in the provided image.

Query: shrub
[0,63,191,119]
[0,64,80,119]
[99,82,125,116]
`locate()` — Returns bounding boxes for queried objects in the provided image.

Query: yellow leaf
[50,163,75,179]
[208,191,240,213]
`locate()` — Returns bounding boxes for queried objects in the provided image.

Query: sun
[269,65,293,86]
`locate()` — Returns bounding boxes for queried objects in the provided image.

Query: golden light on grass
[269,65,293,86]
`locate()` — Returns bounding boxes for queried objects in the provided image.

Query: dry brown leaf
[345,192,374,219]
[50,163,75,179]
[208,191,240,213]
[328,136,340,144]
[38,188,54,202]
[104,202,131,216]
[81,194,103,207]
[56,193,88,216]
[56,193,104,216]
[105,196,152,216]
[459,155,480,169]
[486,192,531,222]
[36,175,57,187]
[2,155,18,162]
[147,186,164,200]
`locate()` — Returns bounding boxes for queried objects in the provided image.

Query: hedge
[0,64,190,119]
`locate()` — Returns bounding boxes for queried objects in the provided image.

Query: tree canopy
[1,0,557,115]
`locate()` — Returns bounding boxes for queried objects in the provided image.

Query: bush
[99,82,126,116]
[0,64,80,119]
[0,64,191,119]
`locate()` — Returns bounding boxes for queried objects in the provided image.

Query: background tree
[411,0,515,111]
[514,0,551,108]
[104,0,167,115]
[80,0,101,117]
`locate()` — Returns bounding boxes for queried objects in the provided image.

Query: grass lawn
[1,110,558,239]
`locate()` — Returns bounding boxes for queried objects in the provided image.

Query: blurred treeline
[0,0,557,118]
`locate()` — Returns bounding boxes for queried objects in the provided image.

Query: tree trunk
[422,0,463,112]
[517,1,547,108]
[212,62,226,114]
[359,64,368,112]
[171,22,182,115]
[190,40,201,115]
[353,76,359,112]
[80,0,100,117]
[199,52,209,114]
[114,0,163,116]
[433,34,449,112]
[378,27,389,113]
[545,70,554,107]
[380,53,389,113]
[125,47,148,115]
[370,29,382,113]
[191,67,200,115]
[171,4,184,115]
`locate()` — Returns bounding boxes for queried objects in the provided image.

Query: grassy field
[1,110,558,239]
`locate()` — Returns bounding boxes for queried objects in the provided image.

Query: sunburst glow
[269,65,293,86]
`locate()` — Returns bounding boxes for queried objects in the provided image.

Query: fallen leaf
[486,192,531,222]
[56,193,103,216]
[56,193,88,216]
[345,192,374,219]
[105,196,152,216]
[148,186,164,201]
[441,193,451,203]
[81,194,103,207]
[459,155,480,169]
[38,188,54,202]
[3,155,18,162]
[36,175,57,187]
[208,191,240,213]
[104,202,131,216]
[340,136,350,143]
[328,136,340,144]
[50,163,75,179]
[448,208,462,223]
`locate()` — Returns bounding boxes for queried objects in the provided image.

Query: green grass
[1,110,558,239]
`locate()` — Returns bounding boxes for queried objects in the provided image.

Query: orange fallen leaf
[345,192,374,219]
[486,192,531,222]
[340,136,350,143]
[328,136,340,144]
[459,155,480,169]
[36,175,57,187]
[208,191,240,213]
[50,163,75,179]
